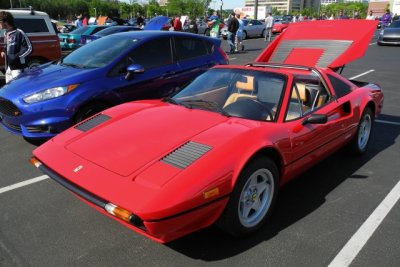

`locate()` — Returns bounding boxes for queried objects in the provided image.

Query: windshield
[172,68,287,121]
[390,21,400,28]
[69,26,90,34]
[60,35,139,68]
[95,27,123,36]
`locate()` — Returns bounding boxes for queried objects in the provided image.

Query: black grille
[0,97,22,116]
[161,141,212,169]
[1,120,21,132]
[383,37,400,42]
[74,113,111,132]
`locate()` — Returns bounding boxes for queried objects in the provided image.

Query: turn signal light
[105,203,133,223]
[30,157,42,168]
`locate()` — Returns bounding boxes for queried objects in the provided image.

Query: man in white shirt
[366,10,375,20]
[265,13,274,42]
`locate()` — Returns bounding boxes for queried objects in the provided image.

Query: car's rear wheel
[243,31,247,40]
[261,29,265,38]
[218,157,278,236]
[73,102,109,124]
[347,107,374,155]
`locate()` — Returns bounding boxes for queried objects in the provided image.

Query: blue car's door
[172,36,218,88]
[108,37,183,101]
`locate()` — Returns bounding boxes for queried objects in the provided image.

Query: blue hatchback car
[0,31,229,139]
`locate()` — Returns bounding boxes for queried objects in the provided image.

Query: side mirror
[302,114,328,125]
[125,64,144,80]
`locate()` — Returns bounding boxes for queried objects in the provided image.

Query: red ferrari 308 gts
[31,20,383,243]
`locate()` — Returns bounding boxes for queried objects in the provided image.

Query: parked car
[143,16,171,30]
[0,8,61,70]
[58,25,109,50]
[59,23,77,33]
[272,21,289,34]
[30,20,382,243]
[377,20,400,45]
[0,31,229,139]
[221,19,265,39]
[80,25,141,45]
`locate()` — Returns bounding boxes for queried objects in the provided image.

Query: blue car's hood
[0,63,101,99]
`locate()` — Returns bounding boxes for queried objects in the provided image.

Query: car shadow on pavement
[167,116,400,260]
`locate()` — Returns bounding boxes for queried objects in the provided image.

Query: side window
[327,74,351,98]
[285,76,330,121]
[110,38,172,76]
[175,37,210,61]
[14,18,50,33]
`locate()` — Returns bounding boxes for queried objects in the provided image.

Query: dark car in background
[80,25,141,45]
[59,25,109,50]
[143,16,171,30]
[0,31,229,139]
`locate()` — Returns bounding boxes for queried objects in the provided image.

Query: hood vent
[161,141,212,169]
[74,113,111,132]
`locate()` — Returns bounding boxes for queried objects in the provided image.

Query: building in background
[159,0,168,6]
[244,0,305,14]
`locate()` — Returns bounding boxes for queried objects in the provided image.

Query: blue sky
[209,0,245,10]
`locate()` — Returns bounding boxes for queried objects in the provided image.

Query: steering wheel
[250,99,274,121]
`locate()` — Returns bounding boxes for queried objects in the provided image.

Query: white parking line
[369,43,376,46]
[328,180,400,267]
[349,69,375,80]
[0,175,48,194]
[376,120,400,126]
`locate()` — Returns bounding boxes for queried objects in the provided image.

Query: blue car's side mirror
[125,64,144,80]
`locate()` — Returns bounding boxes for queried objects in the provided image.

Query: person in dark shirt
[0,11,32,83]
[226,12,239,54]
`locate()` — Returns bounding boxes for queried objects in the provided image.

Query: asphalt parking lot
[0,32,399,266]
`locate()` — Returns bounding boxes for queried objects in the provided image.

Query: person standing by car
[366,10,375,20]
[186,17,198,34]
[381,10,392,28]
[235,13,245,52]
[265,13,274,42]
[173,16,182,31]
[208,11,221,38]
[226,12,239,54]
[0,11,32,84]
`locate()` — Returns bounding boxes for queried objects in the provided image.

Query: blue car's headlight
[23,84,79,104]
[379,30,384,36]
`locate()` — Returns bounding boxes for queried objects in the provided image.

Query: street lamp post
[93,7,97,19]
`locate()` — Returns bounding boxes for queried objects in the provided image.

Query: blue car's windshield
[61,35,139,68]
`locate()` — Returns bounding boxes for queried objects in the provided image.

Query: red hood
[256,20,378,69]
[65,102,228,176]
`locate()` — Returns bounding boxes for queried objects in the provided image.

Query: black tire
[28,58,46,69]
[346,107,374,155]
[218,157,279,237]
[243,31,247,40]
[261,29,265,38]
[73,102,109,124]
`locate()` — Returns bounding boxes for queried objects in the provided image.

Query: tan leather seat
[224,75,256,107]
[291,83,308,103]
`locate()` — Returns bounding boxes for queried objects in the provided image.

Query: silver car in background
[377,20,400,45]
[221,19,265,39]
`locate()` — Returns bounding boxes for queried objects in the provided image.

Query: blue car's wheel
[74,102,109,124]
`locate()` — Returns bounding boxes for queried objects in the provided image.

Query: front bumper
[33,159,230,243]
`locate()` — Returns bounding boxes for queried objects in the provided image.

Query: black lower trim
[38,164,107,209]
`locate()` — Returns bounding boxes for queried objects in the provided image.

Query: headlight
[23,84,79,104]
[379,30,384,36]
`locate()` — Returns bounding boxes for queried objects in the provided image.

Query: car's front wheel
[73,102,109,124]
[347,107,374,155]
[218,157,279,236]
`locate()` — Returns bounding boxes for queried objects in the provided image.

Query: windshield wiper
[61,62,83,68]
[179,99,230,117]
